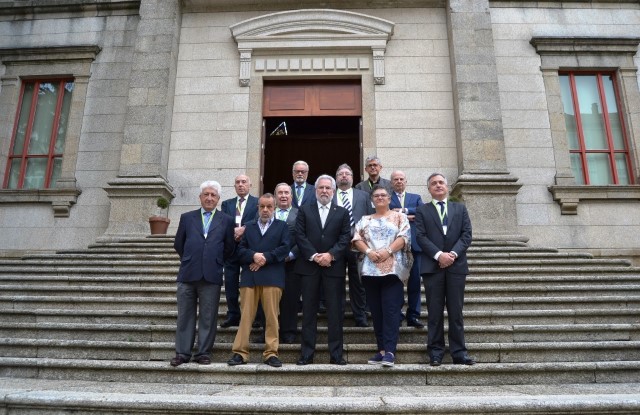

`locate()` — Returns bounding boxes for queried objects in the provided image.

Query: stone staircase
[1,235,639,414]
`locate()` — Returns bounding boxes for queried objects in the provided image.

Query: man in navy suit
[415,173,475,366]
[390,170,424,328]
[295,175,351,365]
[226,193,290,368]
[334,163,373,327]
[273,183,301,344]
[220,174,259,328]
[291,160,316,208]
[170,180,235,367]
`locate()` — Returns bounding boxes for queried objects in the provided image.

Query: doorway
[261,80,363,193]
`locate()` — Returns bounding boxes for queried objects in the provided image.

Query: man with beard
[334,163,373,327]
[295,175,351,365]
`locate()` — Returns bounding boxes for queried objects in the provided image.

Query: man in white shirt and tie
[334,164,373,327]
[290,160,316,208]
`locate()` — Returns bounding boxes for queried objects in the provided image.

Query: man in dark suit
[295,175,351,365]
[355,155,392,195]
[415,173,475,366]
[170,180,235,367]
[220,174,259,328]
[273,182,301,344]
[390,170,424,328]
[226,193,290,368]
[291,160,316,208]
[334,163,373,327]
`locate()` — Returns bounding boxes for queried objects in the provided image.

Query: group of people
[170,156,475,368]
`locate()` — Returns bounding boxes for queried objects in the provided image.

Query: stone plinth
[100,177,174,241]
[451,172,527,243]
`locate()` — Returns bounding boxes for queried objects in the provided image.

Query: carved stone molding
[230,9,394,86]
[548,185,640,215]
[0,188,81,218]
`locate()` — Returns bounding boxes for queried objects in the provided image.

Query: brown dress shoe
[170,355,188,367]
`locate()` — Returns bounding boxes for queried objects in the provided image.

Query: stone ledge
[0,188,82,218]
[548,185,640,215]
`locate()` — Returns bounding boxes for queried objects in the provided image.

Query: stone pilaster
[102,0,179,238]
[447,0,526,242]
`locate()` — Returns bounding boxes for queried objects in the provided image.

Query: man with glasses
[334,164,373,327]
[290,160,316,208]
[355,155,392,195]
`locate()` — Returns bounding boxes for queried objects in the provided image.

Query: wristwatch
[386,247,393,255]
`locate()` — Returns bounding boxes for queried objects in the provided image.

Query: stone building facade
[0,0,638,262]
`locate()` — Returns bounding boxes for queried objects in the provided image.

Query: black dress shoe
[264,356,283,367]
[406,318,424,328]
[221,318,239,328]
[296,356,314,365]
[429,357,442,367]
[453,356,476,365]
[194,355,211,365]
[170,355,188,367]
[227,353,246,366]
[329,357,347,365]
[355,320,370,328]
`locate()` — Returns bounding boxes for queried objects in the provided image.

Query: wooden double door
[262,80,362,193]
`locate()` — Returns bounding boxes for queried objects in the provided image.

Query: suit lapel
[427,203,445,235]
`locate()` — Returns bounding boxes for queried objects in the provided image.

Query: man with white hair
[170,181,235,367]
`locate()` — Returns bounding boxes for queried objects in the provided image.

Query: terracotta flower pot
[149,216,170,235]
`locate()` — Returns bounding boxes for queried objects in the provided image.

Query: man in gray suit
[415,173,475,366]
[274,182,301,344]
[335,163,373,327]
[355,155,392,195]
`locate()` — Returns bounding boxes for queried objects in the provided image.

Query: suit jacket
[414,201,472,275]
[237,219,290,289]
[294,201,351,278]
[174,209,235,285]
[390,191,424,252]
[220,194,259,226]
[291,182,316,209]
[282,207,300,261]
[333,187,373,236]
[355,177,392,195]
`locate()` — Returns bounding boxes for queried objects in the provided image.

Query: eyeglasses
[366,164,380,168]
[372,193,388,198]
[293,170,308,174]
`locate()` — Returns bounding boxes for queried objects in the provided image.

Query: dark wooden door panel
[263,81,361,116]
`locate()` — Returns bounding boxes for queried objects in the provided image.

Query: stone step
[468,258,632,267]
[1,308,638,326]
[2,378,639,415]
[2,283,640,298]
[1,357,638,386]
[2,295,639,311]
[1,322,637,344]
[1,338,639,364]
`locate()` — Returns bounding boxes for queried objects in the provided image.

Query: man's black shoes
[220,318,239,328]
[296,356,314,365]
[453,356,476,365]
[429,357,442,367]
[264,356,282,367]
[406,318,424,328]
[227,353,246,366]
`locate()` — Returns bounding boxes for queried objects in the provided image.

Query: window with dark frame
[559,72,634,185]
[4,78,74,189]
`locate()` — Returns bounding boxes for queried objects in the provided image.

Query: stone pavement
[1,377,640,414]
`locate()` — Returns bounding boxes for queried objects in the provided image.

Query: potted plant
[149,197,171,235]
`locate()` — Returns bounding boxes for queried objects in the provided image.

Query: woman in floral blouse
[352,185,413,367]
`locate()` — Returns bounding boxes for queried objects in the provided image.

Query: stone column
[102,0,179,239]
[446,0,526,242]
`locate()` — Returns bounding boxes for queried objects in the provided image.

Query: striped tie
[341,191,354,227]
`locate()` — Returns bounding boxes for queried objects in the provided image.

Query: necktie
[437,201,448,226]
[296,186,303,202]
[203,211,212,234]
[236,197,245,217]
[320,205,328,227]
[341,191,354,227]
[278,209,287,221]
